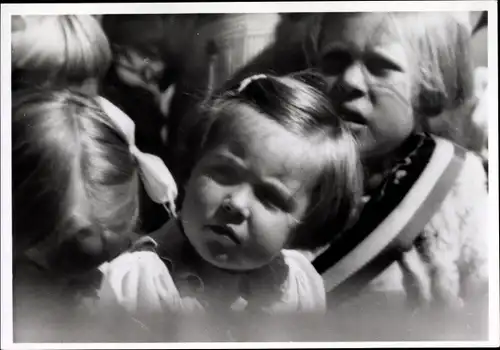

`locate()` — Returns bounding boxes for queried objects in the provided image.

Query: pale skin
[316,13,416,167]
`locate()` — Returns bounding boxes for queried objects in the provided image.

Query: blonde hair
[12,15,112,92]
[12,89,139,271]
[304,12,475,118]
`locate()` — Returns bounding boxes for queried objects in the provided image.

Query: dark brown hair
[178,72,363,250]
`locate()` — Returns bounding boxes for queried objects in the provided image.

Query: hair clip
[237,74,267,93]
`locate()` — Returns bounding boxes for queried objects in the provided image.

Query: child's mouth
[344,121,367,135]
[336,106,368,135]
[337,105,367,125]
[207,225,241,245]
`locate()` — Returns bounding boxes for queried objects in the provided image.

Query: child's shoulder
[425,137,488,237]
[98,236,183,316]
[433,136,485,171]
[282,249,322,277]
[433,136,487,198]
[282,249,325,291]
[279,250,326,312]
[99,236,167,276]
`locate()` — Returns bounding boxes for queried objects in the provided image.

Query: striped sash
[313,137,466,305]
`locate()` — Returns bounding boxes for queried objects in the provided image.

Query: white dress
[98,221,326,325]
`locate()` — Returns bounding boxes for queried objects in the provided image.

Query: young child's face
[181,104,321,271]
[117,46,165,85]
[315,13,415,160]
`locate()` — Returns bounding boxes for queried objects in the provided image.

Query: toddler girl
[12,89,177,341]
[98,73,362,336]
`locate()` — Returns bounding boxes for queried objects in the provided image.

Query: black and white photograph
[1,1,498,348]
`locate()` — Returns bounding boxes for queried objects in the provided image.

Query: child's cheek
[369,77,415,138]
[189,175,227,217]
[249,210,296,260]
[371,70,412,103]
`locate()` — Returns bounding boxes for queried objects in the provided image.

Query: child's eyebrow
[210,151,246,167]
[259,178,299,212]
[319,42,351,57]
[367,47,406,71]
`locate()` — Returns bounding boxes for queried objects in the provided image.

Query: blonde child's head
[178,72,362,271]
[12,90,139,275]
[12,15,112,94]
[303,12,475,160]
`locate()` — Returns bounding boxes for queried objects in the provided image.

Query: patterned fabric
[313,134,488,309]
[314,133,434,274]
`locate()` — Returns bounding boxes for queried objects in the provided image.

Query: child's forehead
[215,102,281,140]
[318,13,403,51]
[211,103,302,153]
[207,107,327,182]
[211,103,325,156]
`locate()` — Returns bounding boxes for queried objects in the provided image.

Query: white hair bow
[97,97,178,218]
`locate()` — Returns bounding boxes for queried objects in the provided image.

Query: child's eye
[205,164,241,185]
[319,51,352,76]
[254,186,293,213]
[365,55,403,77]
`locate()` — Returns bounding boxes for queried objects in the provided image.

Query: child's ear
[415,88,447,118]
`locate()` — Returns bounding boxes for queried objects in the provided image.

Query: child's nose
[342,62,369,96]
[221,189,251,222]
